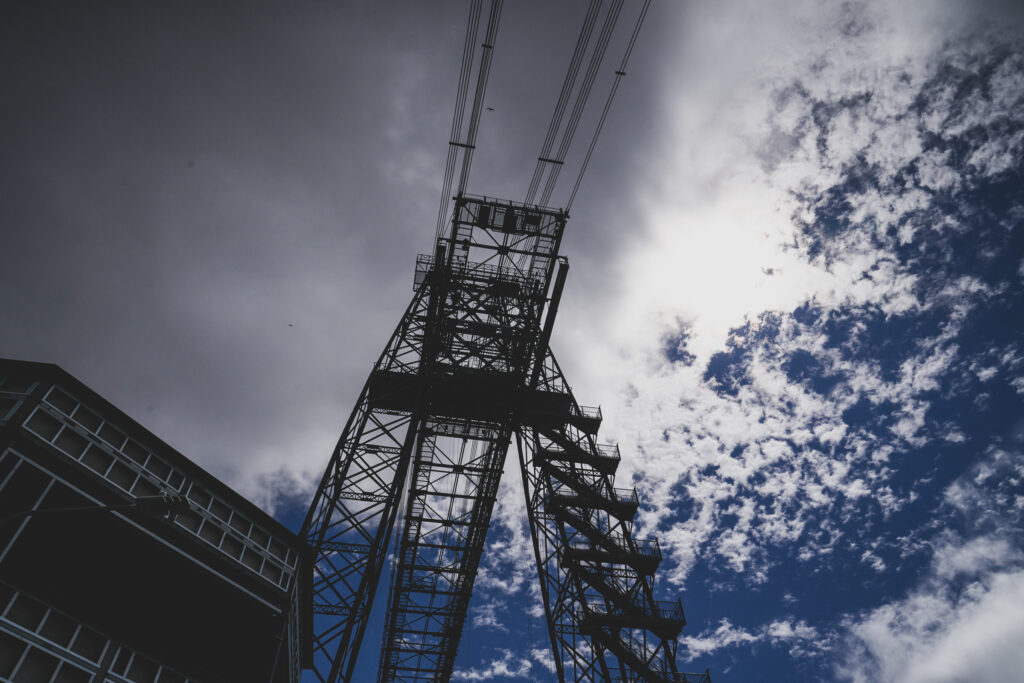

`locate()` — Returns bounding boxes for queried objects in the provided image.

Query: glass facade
[0,359,310,683]
[0,583,197,683]
[20,385,300,591]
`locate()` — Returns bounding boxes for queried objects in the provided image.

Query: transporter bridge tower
[302,196,707,682]
[301,2,711,681]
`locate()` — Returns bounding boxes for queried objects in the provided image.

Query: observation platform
[548,486,640,520]
[537,440,620,475]
[564,537,663,575]
[366,368,583,426]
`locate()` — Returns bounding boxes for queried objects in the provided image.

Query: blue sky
[3,1,1023,681]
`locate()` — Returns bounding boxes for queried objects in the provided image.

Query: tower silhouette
[301,194,708,682]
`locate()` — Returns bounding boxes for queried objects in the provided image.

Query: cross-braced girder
[302,195,704,683]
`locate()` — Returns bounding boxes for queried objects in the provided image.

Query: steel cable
[524,0,602,206]
[567,0,650,211]
[456,0,505,196]
[435,0,483,242]
[538,0,624,208]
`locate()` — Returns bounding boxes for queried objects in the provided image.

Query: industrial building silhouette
[0,358,311,682]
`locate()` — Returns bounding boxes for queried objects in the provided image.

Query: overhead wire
[432,0,479,242]
[435,0,483,243]
[438,0,647,235]
[435,0,505,244]
[566,0,651,211]
[537,0,624,208]
[524,0,602,206]
[456,0,504,196]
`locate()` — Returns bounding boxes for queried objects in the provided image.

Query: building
[0,359,311,682]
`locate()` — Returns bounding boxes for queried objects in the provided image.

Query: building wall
[0,361,311,683]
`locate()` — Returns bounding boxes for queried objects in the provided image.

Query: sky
[2,1,1024,681]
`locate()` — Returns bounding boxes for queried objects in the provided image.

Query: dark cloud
[0,1,670,498]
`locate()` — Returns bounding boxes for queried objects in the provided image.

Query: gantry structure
[302,195,709,682]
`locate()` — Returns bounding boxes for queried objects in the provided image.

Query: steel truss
[302,195,708,682]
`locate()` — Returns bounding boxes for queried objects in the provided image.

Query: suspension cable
[538,0,624,208]
[567,0,650,211]
[435,0,483,242]
[456,0,504,196]
[524,0,602,206]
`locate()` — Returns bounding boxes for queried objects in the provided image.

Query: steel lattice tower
[302,195,708,682]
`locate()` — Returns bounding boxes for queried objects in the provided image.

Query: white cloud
[472,600,509,632]
[530,648,557,674]
[617,302,972,584]
[451,650,532,681]
[474,449,536,596]
[681,616,824,661]
[836,447,1024,681]
[932,536,1023,580]
[681,618,760,656]
[838,569,1024,683]
[550,0,1024,595]
[861,549,887,572]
